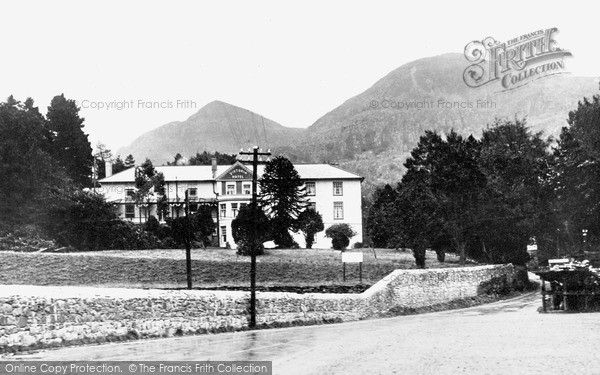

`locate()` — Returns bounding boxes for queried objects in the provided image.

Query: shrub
[45,190,123,251]
[478,275,512,296]
[325,223,356,251]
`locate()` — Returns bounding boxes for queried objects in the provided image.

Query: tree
[394,176,439,268]
[297,208,324,249]
[124,154,136,168]
[259,156,308,248]
[365,184,399,248]
[46,94,93,187]
[0,96,71,229]
[134,159,166,221]
[553,96,600,253]
[112,156,127,174]
[188,151,237,165]
[45,190,121,250]
[476,119,551,264]
[169,206,216,248]
[325,223,356,251]
[232,203,270,255]
[402,130,486,265]
[93,142,112,181]
[167,153,186,166]
[168,203,217,289]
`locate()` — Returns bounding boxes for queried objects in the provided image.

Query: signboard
[342,252,363,263]
[219,164,252,180]
[526,244,538,252]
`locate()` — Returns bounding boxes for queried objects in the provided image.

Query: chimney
[105,160,113,178]
[211,157,217,179]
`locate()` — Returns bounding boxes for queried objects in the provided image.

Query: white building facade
[97,159,363,249]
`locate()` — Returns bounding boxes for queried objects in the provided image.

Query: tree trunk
[412,247,426,268]
[458,242,466,266]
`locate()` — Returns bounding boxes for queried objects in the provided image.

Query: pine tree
[124,154,136,168]
[0,96,71,228]
[46,94,93,187]
[112,156,126,174]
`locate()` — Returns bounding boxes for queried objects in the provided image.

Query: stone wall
[0,264,514,352]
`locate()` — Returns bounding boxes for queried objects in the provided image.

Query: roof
[98,163,362,183]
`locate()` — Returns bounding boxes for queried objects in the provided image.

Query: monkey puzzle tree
[259,156,308,248]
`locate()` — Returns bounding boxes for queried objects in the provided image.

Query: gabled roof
[215,161,253,180]
[98,163,362,183]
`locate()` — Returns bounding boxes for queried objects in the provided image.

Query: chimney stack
[105,160,113,178]
[211,157,217,179]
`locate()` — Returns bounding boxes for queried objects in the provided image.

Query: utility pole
[239,146,271,328]
[185,189,192,289]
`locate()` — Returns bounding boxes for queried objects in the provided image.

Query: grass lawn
[0,248,467,289]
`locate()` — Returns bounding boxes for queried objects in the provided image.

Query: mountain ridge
[117,54,599,193]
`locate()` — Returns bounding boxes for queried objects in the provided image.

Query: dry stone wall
[0,264,514,352]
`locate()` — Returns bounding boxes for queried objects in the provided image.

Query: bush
[325,223,356,251]
[45,190,124,251]
[232,204,270,255]
[353,242,364,249]
[109,220,161,250]
[0,225,56,252]
[144,215,160,234]
[478,275,512,296]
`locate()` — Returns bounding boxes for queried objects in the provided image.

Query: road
[12,292,600,374]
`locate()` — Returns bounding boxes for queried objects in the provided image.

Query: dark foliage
[231,204,270,255]
[259,156,308,248]
[297,209,324,249]
[325,223,356,251]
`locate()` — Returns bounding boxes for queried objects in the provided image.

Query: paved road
[12,292,600,374]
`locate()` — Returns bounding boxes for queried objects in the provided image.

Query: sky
[2,0,599,154]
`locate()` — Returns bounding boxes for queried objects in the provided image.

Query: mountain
[293,53,599,191]
[117,100,305,164]
[117,54,599,195]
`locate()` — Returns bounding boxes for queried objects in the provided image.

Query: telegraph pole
[185,189,192,289]
[239,146,271,328]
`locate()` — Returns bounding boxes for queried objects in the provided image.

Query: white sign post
[341,252,364,283]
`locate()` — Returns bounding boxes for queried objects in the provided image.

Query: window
[188,188,197,197]
[243,183,251,195]
[333,181,343,196]
[307,202,317,211]
[220,203,226,218]
[305,182,316,196]
[221,226,227,244]
[231,203,239,217]
[333,202,343,220]
[125,204,135,218]
[226,184,235,195]
[125,189,135,201]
